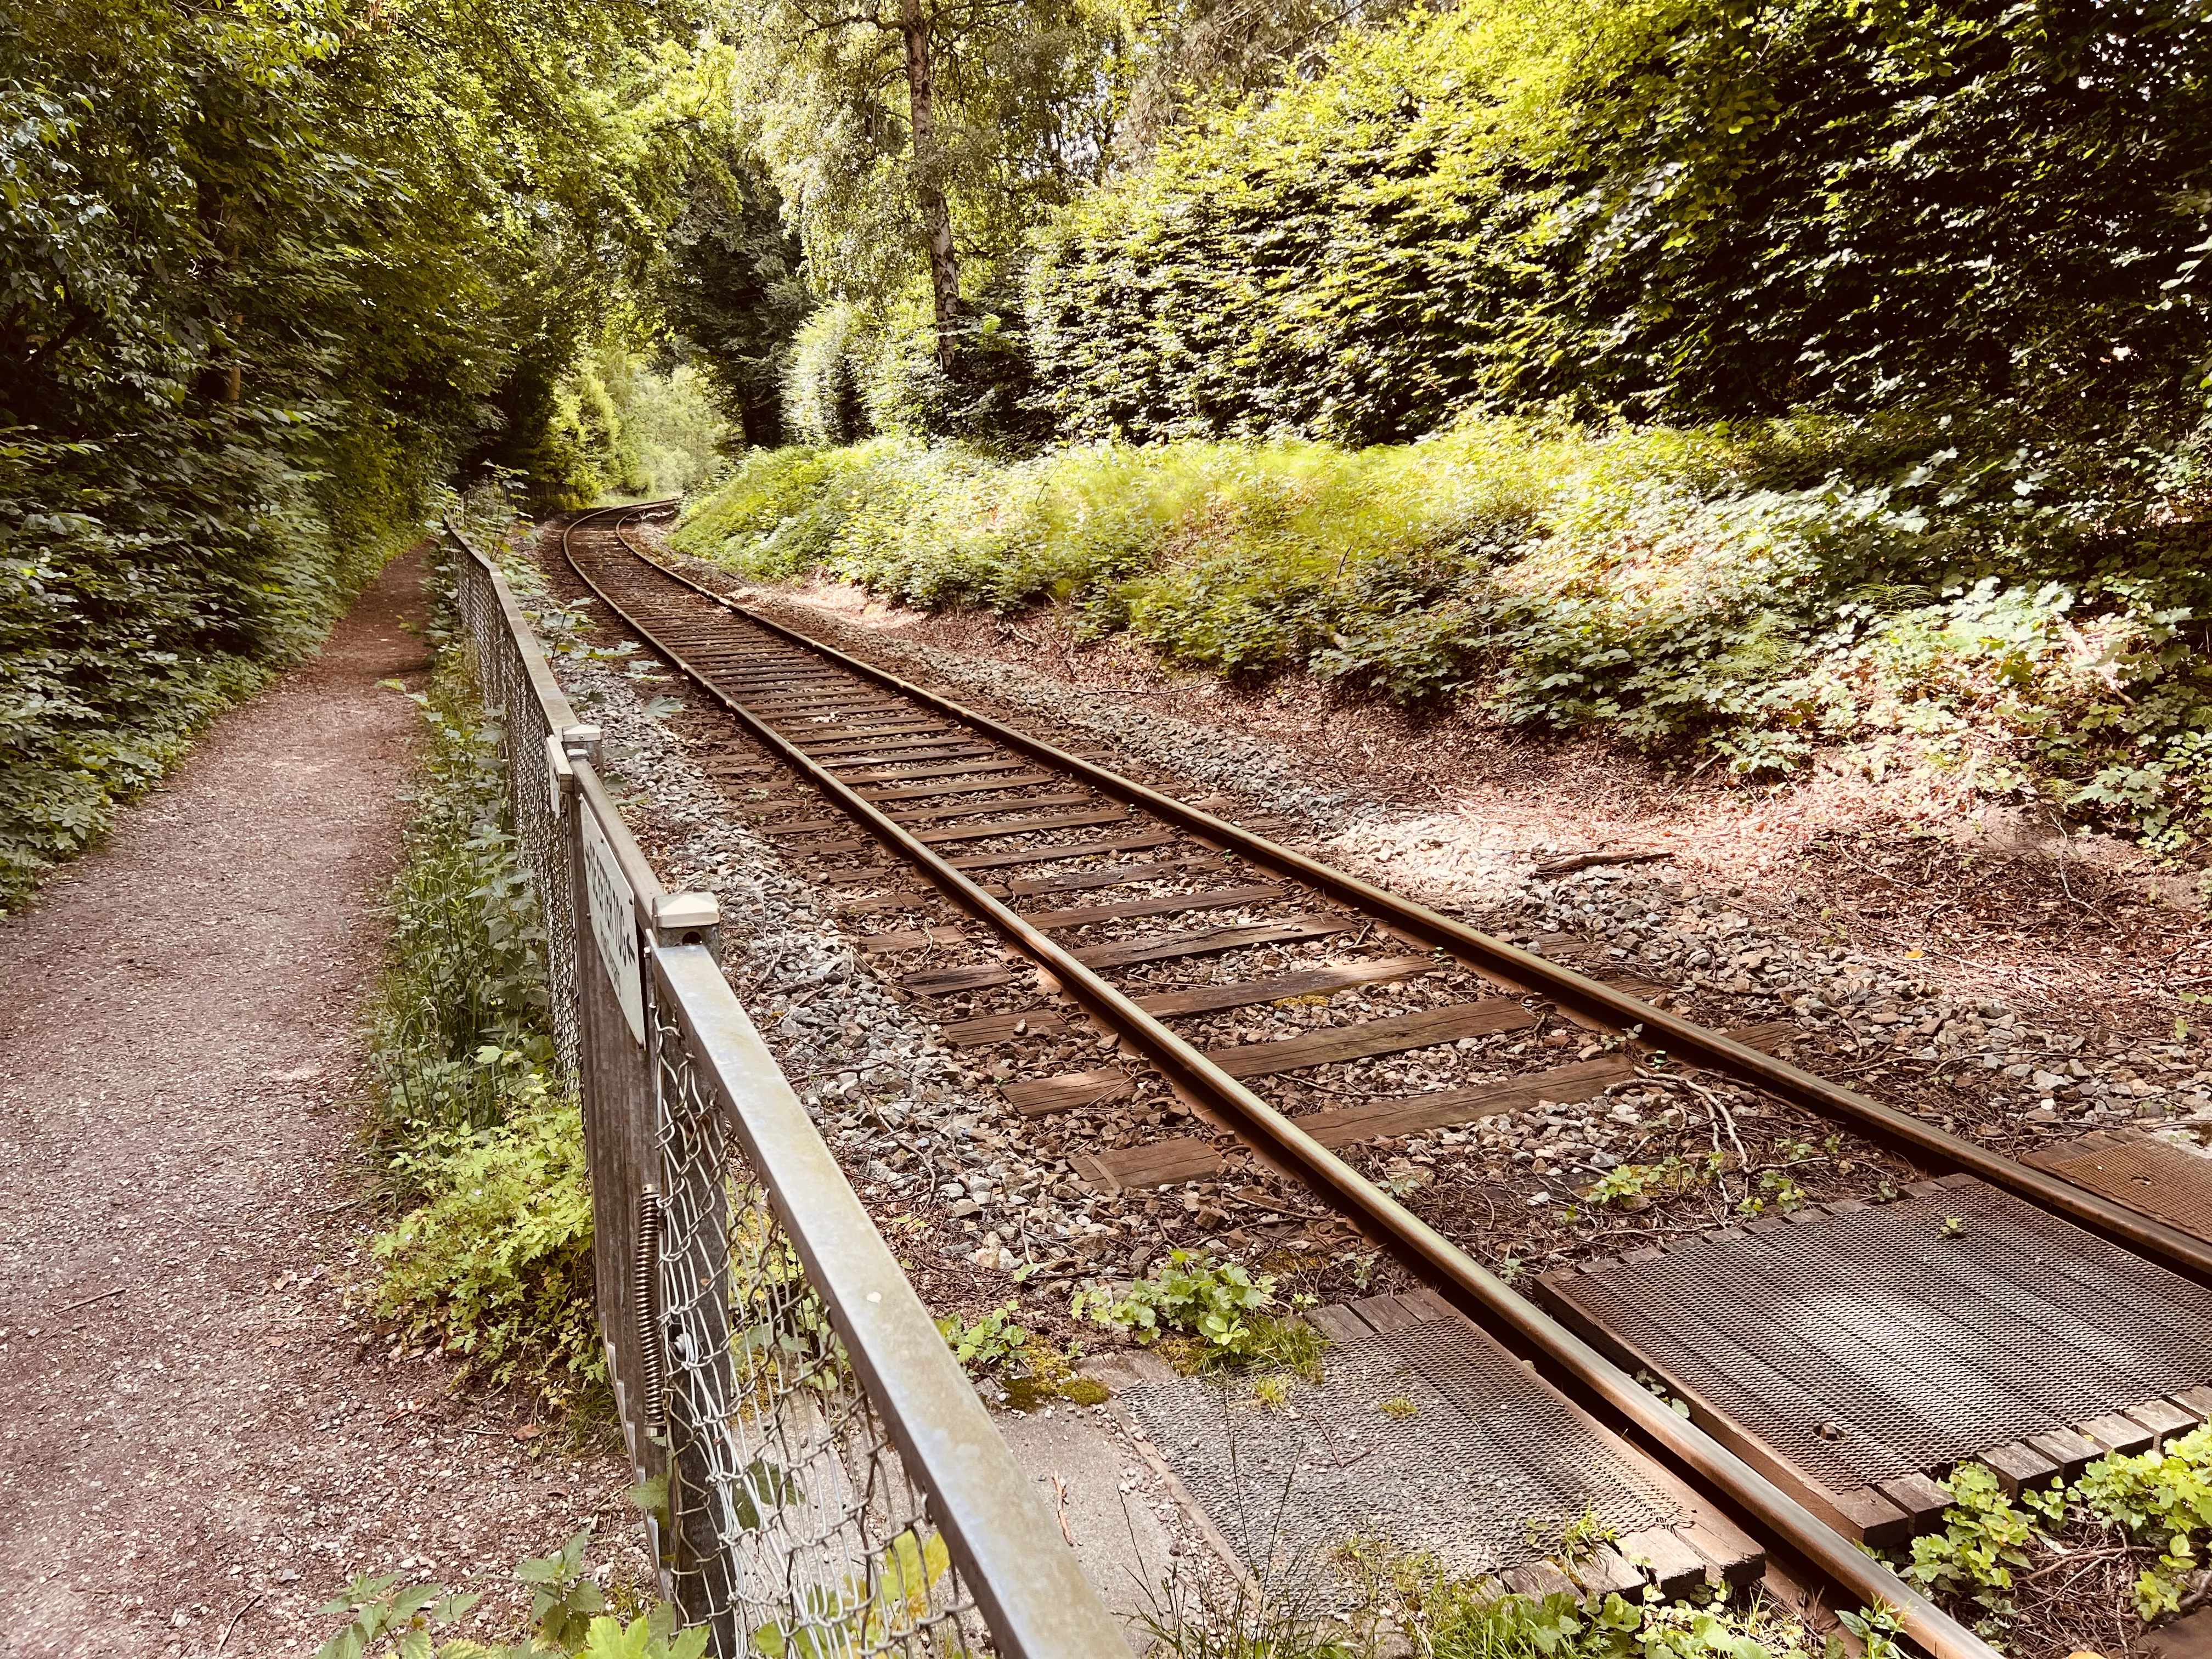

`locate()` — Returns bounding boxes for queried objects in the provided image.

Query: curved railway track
[557,500,2212,1659]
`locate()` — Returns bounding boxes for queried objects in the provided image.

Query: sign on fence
[581,802,645,1043]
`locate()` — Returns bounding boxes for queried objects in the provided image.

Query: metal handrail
[441,512,1125,1659]
[654,946,1128,1659]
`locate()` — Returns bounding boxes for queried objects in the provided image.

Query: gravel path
[0,551,640,1658]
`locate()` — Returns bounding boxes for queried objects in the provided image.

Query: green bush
[363,580,596,1400]
[1023,0,2212,445]
[672,418,2212,849]
[369,1087,599,1397]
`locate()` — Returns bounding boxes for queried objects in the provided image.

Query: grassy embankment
[672,421,2212,857]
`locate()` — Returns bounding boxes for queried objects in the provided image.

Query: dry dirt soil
[0,551,638,1659]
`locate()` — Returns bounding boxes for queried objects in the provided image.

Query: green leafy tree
[728,0,1126,374]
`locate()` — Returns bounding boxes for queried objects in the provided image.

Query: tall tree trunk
[899,0,961,375]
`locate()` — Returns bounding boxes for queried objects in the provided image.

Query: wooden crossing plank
[1875,1471,1955,1533]
[1291,1056,1640,1146]
[860,771,1054,802]
[939,1009,1075,1046]
[1130,958,1437,1018]
[891,790,1096,825]
[1008,856,1225,898]
[1025,884,1284,932]
[1348,1293,1423,1334]
[948,832,1180,872]
[915,806,1129,845]
[1205,997,1534,1080]
[1617,1527,1709,1599]
[1001,1066,1133,1116]
[1304,1304,1373,1345]
[1069,915,1346,970]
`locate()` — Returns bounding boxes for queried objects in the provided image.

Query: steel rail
[563,502,2002,1659]
[588,504,2212,1290]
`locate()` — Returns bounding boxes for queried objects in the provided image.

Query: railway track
[557,500,2212,1659]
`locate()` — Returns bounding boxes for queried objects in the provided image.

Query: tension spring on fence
[636,1185,665,1436]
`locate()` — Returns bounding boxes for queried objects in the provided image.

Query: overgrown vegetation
[0,0,764,908]
[1071,1248,1324,1375]
[362,539,597,1403]
[1878,1435,2212,1652]
[1142,1538,1904,1659]
[315,1529,700,1659]
[673,420,2212,849]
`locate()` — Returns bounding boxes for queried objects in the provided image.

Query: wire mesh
[654,1002,986,1657]
[450,521,1119,1658]
[453,537,583,1081]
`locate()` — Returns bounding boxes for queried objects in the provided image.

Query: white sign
[582,804,645,1045]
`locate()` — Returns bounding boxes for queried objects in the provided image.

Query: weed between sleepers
[1875,1433,2212,1657]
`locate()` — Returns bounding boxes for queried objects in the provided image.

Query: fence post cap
[653,891,720,945]
[560,723,603,764]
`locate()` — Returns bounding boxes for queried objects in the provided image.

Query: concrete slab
[991,1401,1188,1654]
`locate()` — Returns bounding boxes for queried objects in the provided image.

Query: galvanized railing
[445,522,1124,1658]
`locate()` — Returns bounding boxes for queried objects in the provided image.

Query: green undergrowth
[316,1529,699,1659]
[1071,1248,1325,1377]
[672,418,2212,854]
[1144,1537,1903,1659]
[361,535,598,1405]
[1879,1433,2212,1648]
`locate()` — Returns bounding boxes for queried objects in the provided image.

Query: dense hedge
[1025,0,2212,445]
[0,0,662,909]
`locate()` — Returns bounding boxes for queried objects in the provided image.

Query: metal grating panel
[1128,1317,1678,1579]
[1550,1181,2212,1493]
[2033,1140,2212,1244]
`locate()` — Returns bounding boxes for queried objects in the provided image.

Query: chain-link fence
[446,524,1122,1658]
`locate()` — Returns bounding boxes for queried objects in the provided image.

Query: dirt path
[0,551,637,1658]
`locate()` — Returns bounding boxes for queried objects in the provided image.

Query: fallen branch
[1533,849,1673,876]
